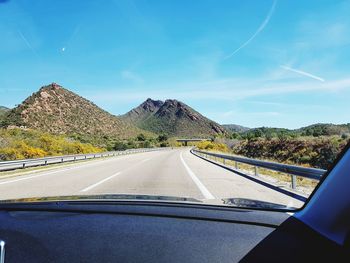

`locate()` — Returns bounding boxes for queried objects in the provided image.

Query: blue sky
[0,0,349,129]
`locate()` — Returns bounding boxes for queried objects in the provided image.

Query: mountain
[0,106,9,119]
[121,98,227,137]
[226,124,350,139]
[123,98,163,124]
[222,124,250,133]
[298,123,350,136]
[2,83,145,139]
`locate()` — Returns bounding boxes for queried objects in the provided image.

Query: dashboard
[0,201,348,262]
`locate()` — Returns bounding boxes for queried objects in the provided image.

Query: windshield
[0,0,349,210]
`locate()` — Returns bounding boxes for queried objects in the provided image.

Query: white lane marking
[180,151,215,200]
[0,153,147,186]
[81,172,121,192]
[0,167,78,185]
[80,158,152,192]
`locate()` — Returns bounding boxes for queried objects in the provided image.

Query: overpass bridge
[176,138,211,146]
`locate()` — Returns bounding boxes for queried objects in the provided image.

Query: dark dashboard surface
[0,201,347,262]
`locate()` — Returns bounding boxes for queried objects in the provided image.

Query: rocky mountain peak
[140,98,164,112]
[121,98,227,137]
[2,83,145,138]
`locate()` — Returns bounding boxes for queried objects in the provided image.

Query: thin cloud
[280,65,325,82]
[224,0,277,60]
[17,29,38,56]
[84,77,350,104]
[120,70,143,83]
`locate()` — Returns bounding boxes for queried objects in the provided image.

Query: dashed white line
[0,167,77,185]
[80,158,152,192]
[0,153,141,186]
[180,151,215,200]
[81,172,121,192]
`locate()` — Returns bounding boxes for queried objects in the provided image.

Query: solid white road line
[80,172,121,192]
[180,151,215,200]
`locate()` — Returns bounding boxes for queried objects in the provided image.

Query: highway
[0,148,303,207]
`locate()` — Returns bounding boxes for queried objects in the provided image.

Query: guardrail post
[22,163,25,169]
[235,161,238,169]
[223,158,226,165]
[74,156,76,161]
[61,158,64,163]
[45,160,47,166]
[291,175,297,189]
[254,166,258,176]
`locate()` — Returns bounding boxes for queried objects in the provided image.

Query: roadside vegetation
[0,129,174,161]
[196,141,229,153]
[196,126,349,170]
[102,133,172,151]
[232,136,347,170]
[0,128,104,161]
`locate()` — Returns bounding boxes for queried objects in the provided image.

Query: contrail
[61,24,81,52]
[17,29,38,56]
[224,0,277,60]
[280,65,325,82]
[18,30,34,50]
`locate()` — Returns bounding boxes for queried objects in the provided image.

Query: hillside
[2,83,145,139]
[226,124,350,140]
[122,98,163,125]
[298,123,350,136]
[222,124,250,133]
[121,98,227,137]
[0,106,9,121]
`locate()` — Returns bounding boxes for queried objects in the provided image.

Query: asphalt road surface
[0,148,303,207]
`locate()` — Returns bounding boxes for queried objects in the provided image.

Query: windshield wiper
[221,198,296,210]
[0,194,202,204]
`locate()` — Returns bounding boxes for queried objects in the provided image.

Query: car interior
[0,143,349,262]
[0,1,349,262]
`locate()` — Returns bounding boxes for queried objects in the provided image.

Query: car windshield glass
[0,0,349,210]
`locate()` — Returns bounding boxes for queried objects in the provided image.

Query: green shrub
[0,128,104,161]
[233,136,348,169]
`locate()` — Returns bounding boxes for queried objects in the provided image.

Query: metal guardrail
[0,148,168,172]
[192,149,327,190]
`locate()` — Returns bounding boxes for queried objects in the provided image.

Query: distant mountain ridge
[121,98,227,137]
[0,106,9,116]
[2,83,146,139]
[222,124,250,133]
[0,106,10,124]
[226,123,350,137]
[2,83,347,140]
[297,123,350,136]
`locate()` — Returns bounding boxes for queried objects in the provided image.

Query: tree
[277,131,289,142]
[114,141,127,151]
[137,133,146,141]
[143,140,151,148]
[157,134,168,142]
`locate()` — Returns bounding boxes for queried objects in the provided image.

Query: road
[0,148,303,207]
